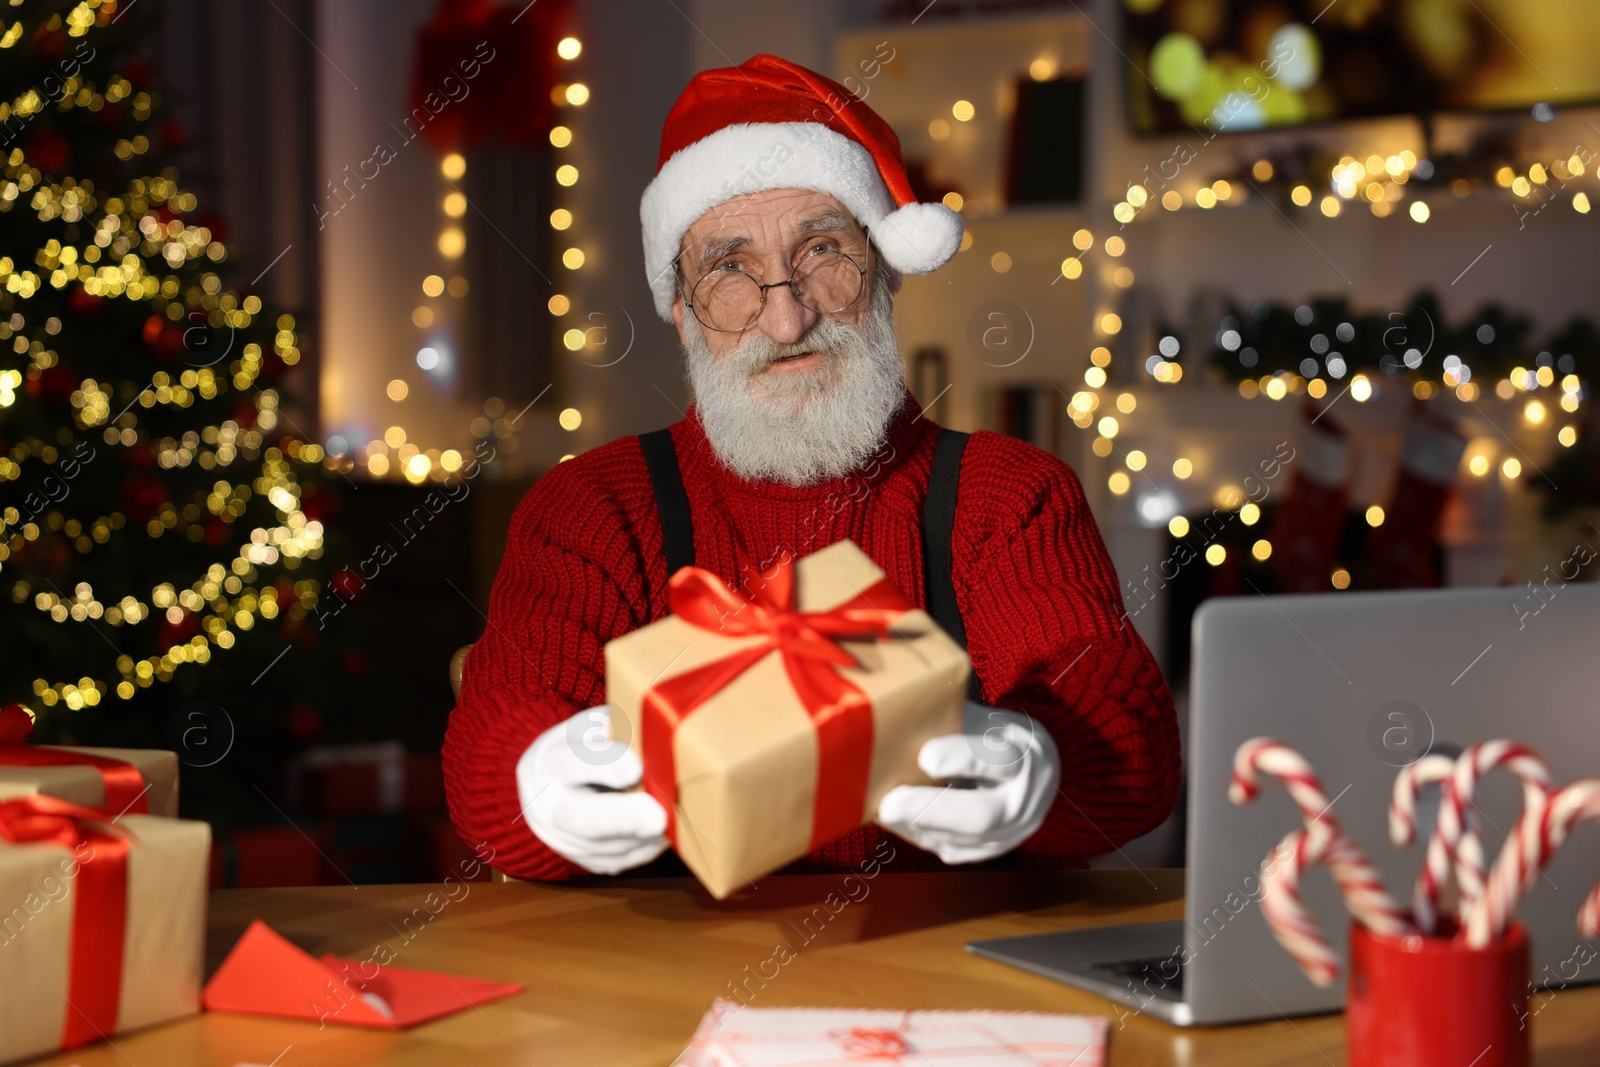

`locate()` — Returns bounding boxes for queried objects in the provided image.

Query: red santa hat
[640,53,964,322]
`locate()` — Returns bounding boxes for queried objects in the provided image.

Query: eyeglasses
[684,242,870,334]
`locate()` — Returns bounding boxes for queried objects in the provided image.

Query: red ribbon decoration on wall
[641,548,916,852]
[0,795,132,1049]
[0,704,149,816]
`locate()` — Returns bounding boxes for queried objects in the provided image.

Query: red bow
[641,547,915,852]
[0,795,132,1049]
[0,704,149,816]
[836,1026,910,1058]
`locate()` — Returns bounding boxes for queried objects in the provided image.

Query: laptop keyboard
[1089,951,1187,996]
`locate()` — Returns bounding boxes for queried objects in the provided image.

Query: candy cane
[1578,791,1600,936]
[1446,742,1552,920]
[1468,778,1600,948]
[1260,824,1342,986]
[1391,753,1471,933]
[1232,737,1410,936]
[1260,820,1400,985]
[1230,737,1339,827]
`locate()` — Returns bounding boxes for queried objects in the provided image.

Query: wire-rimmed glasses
[684,244,870,333]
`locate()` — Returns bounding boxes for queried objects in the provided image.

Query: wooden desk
[27,870,1600,1065]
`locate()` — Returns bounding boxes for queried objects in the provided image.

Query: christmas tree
[0,0,390,827]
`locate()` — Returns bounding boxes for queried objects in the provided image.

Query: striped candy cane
[1230,737,1339,825]
[1260,823,1342,986]
[1232,738,1410,937]
[1447,742,1552,925]
[1577,786,1600,936]
[1468,777,1600,948]
[1260,821,1400,985]
[1390,753,1472,933]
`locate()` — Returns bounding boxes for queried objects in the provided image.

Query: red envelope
[203,920,522,1029]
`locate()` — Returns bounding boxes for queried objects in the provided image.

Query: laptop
[967,583,1600,1025]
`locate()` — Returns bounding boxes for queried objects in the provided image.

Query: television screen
[1122,0,1600,134]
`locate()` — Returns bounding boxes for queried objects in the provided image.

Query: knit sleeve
[955,435,1181,859]
[441,453,650,880]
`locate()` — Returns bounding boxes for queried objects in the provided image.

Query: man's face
[670,188,910,489]
[672,188,874,391]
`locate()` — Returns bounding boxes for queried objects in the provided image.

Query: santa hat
[640,53,964,322]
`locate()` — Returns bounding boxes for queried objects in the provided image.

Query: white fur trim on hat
[639,122,961,321]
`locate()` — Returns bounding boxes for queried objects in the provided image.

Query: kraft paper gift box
[605,539,970,899]
[0,704,179,817]
[0,745,179,818]
[0,799,209,1064]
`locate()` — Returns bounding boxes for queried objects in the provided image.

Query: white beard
[683,268,907,487]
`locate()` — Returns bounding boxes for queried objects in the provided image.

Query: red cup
[1345,920,1530,1067]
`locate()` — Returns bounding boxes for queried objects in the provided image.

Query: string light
[353,35,588,481]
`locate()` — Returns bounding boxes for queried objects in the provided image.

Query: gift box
[606,539,969,899]
[0,705,178,817]
[325,813,411,883]
[424,815,494,883]
[0,796,209,1064]
[209,824,330,889]
[285,741,444,816]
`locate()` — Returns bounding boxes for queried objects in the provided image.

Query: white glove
[876,700,1060,865]
[515,704,669,875]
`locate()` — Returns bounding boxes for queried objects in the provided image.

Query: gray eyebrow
[690,233,748,274]
[795,209,855,236]
[682,210,859,275]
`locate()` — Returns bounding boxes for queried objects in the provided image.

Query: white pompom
[870,202,964,275]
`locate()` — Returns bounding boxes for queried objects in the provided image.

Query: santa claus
[443,55,1180,880]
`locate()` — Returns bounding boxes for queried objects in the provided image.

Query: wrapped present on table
[209,815,422,888]
[0,795,209,1065]
[606,539,969,899]
[209,824,330,889]
[325,813,411,883]
[0,704,178,817]
[285,741,444,817]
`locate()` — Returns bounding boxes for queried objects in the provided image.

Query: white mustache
[724,321,856,377]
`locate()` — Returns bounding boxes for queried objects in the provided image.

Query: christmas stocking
[1268,396,1350,593]
[1368,399,1468,588]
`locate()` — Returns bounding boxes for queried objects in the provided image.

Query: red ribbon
[641,548,915,852]
[0,794,132,1049]
[0,704,149,816]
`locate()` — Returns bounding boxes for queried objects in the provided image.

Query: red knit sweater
[443,385,1180,881]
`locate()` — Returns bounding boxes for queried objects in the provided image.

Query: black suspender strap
[641,423,980,702]
[925,427,983,703]
[638,428,696,579]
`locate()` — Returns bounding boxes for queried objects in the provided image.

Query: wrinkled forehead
[678,188,864,260]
